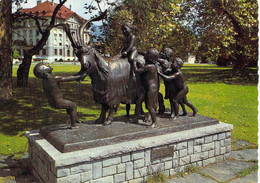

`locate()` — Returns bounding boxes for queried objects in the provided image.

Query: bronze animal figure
[61,12,145,125]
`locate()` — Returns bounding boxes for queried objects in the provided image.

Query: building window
[59,49,62,56]
[59,34,62,37]
[42,49,47,56]
[54,49,58,55]
[59,42,62,46]
[67,50,70,57]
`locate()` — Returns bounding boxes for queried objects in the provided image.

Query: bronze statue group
[34,22,197,129]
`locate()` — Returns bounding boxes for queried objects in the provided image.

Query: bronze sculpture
[33,63,87,128]
[158,49,188,117]
[37,10,199,127]
[120,23,138,63]
[157,59,198,119]
[61,16,148,126]
[133,48,160,128]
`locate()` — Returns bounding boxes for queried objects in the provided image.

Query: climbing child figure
[33,63,87,129]
[157,60,198,119]
[133,48,160,128]
[120,22,138,63]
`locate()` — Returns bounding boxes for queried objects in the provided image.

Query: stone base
[26,116,233,183]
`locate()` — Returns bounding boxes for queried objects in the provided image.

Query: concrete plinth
[26,114,233,183]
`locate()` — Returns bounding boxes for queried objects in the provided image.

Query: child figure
[133,48,160,128]
[33,63,87,129]
[157,61,198,119]
[120,22,138,63]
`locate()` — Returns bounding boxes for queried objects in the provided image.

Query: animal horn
[77,10,107,46]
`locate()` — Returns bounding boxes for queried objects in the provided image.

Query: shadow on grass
[0,67,257,136]
[0,77,99,136]
[183,68,258,85]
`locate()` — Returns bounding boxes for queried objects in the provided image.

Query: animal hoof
[103,121,112,126]
[192,109,198,117]
[67,125,79,129]
[151,123,158,128]
[170,114,178,120]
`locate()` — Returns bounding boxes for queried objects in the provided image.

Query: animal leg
[95,104,108,124]
[158,92,165,115]
[104,108,114,126]
[134,92,145,123]
[126,104,130,117]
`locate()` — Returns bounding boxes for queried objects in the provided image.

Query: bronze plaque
[151,146,174,162]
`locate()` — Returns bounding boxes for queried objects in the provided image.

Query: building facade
[13,0,86,62]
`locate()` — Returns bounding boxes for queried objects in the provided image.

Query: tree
[178,0,258,69]
[98,0,198,59]
[15,0,67,87]
[0,0,13,100]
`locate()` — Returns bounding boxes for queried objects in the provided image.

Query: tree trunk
[0,0,12,100]
[17,52,32,87]
[17,31,50,87]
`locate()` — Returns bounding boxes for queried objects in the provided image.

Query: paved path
[0,149,258,182]
[167,149,258,183]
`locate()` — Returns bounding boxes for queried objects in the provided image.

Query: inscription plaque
[151,146,174,162]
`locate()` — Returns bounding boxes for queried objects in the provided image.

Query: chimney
[37,0,41,5]
[52,0,54,6]
[69,5,71,10]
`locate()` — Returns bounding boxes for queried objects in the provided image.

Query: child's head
[34,62,53,79]
[145,48,159,64]
[171,61,179,72]
[160,47,173,60]
[174,57,184,69]
[121,23,132,36]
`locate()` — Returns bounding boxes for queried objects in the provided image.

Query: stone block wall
[27,122,233,183]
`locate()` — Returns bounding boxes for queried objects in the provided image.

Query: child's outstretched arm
[157,67,179,81]
[54,72,87,82]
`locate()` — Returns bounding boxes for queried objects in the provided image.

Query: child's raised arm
[133,62,154,73]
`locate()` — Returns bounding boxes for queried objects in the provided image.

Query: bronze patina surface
[40,113,219,153]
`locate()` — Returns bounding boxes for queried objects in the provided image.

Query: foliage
[13,50,20,59]
[86,0,257,69]
[103,0,198,58]
[178,0,258,68]
[145,171,166,183]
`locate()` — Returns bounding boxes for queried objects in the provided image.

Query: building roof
[21,1,85,22]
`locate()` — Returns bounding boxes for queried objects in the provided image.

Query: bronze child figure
[133,48,160,128]
[33,63,87,129]
[157,60,198,119]
[120,23,138,63]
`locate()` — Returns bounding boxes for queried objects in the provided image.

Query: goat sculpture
[60,11,146,125]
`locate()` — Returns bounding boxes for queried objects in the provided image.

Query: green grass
[236,164,258,178]
[0,63,257,156]
[146,172,167,183]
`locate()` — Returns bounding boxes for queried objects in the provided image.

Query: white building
[13,0,87,62]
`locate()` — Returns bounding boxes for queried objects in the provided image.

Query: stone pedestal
[26,114,233,183]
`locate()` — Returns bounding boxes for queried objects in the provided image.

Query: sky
[15,0,109,20]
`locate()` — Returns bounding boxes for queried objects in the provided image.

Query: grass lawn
[0,63,258,157]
